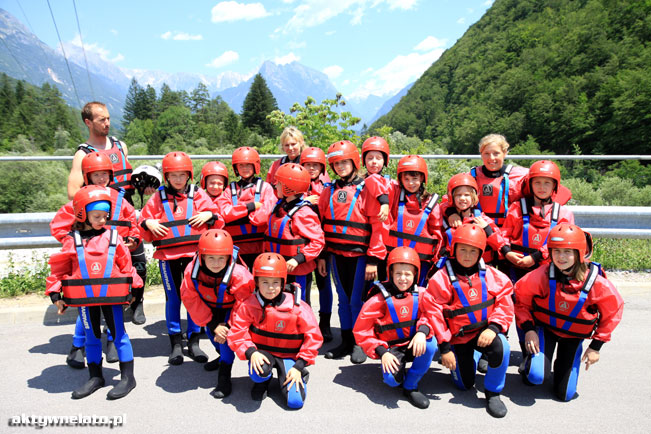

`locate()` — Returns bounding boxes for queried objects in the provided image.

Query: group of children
[45,130,623,416]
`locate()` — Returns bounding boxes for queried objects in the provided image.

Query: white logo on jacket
[90,262,102,273]
[275,320,286,331]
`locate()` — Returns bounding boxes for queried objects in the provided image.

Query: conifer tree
[241,73,278,137]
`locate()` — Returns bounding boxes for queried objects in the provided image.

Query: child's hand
[505,251,524,265]
[124,237,136,250]
[286,258,299,273]
[408,332,427,357]
[524,330,540,354]
[304,194,319,205]
[381,351,400,374]
[365,264,378,281]
[519,255,535,269]
[448,213,462,228]
[54,299,67,315]
[250,351,270,376]
[213,324,229,344]
[378,204,389,222]
[282,367,304,392]
[144,186,157,196]
[317,259,327,277]
[440,351,456,371]
[254,202,262,210]
[146,219,168,237]
[582,348,600,371]
[189,211,212,227]
[477,328,496,347]
[472,216,489,229]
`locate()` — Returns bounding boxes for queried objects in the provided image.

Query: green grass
[592,238,651,271]
[0,252,49,298]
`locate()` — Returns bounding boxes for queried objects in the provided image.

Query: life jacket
[511,199,559,255]
[250,287,304,358]
[106,187,130,238]
[322,180,372,252]
[471,165,512,226]
[152,184,206,249]
[373,282,420,346]
[224,178,265,244]
[190,247,240,314]
[265,200,310,260]
[441,258,495,337]
[387,190,440,261]
[62,229,132,307]
[79,137,133,190]
[532,263,602,339]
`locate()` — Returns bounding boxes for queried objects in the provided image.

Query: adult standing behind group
[66,101,149,324]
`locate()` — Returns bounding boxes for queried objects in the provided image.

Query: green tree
[123,78,141,125]
[241,74,278,137]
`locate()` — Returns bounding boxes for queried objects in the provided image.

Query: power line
[72,0,94,99]
[0,35,28,79]
[46,0,82,109]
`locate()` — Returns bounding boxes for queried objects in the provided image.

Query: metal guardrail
[1,206,650,249]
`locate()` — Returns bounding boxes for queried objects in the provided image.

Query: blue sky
[1,0,494,99]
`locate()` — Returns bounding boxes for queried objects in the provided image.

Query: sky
[0,0,494,100]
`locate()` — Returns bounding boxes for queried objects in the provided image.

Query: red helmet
[397,155,428,185]
[447,173,479,199]
[82,152,113,185]
[275,163,311,196]
[527,159,561,194]
[387,246,421,281]
[548,223,593,262]
[327,140,360,171]
[162,151,193,180]
[361,136,390,168]
[198,229,233,257]
[300,147,326,174]
[232,147,261,176]
[73,185,112,222]
[200,161,229,189]
[451,224,487,257]
[253,253,287,284]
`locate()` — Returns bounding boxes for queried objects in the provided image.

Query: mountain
[367,82,414,126]
[124,69,249,94]
[346,94,388,128]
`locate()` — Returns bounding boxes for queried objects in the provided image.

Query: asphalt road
[1,280,649,434]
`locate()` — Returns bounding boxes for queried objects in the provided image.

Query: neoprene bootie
[66,345,85,369]
[486,391,508,418]
[107,361,137,400]
[324,329,354,359]
[168,333,184,365]
[403,388,429,409]
[319,313,333,343]
[204,356,221,372]
[106,339,119,363]
[477,356,489,373]
[71,362,105,399]
[251,378,271,401]
[350,344,367,364]
[210,362,233,399]
[187,333,208,363]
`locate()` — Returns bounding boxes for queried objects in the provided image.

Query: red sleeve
[508,166,529,204]
[295,301,324,365]
[216,189,251,223]
[421,269,454,344]
[138,192,163,243]
[292,207,325,263]
[427,204,444,260]
[114,236,143,288]
[362,188,388,260]
[119,200,141,240]
[248,182,276,226]
[227,296,260,360]
[485,267,514,333]
[483,212,508,254]
[514,266,549,327]
[501,202,523,246]
[266,159,281,185]
[180,260,213,327]
[50,202,75,243]
[45,239,74,295]
[317,184,332,222]
[228,264,255,315]
[353,295,389,358]
[589,276,624,343]
[193,188,220,214]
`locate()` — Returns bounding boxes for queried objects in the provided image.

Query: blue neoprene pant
[249,352,307,409]
[78,305,132,364]
[383,338,437,390]
[329,253,368,330]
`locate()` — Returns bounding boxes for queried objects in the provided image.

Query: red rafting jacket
[470,165,528,227]
[139,184,220,261]
[264,199,325,276]
[502,199,575,266]
[46,229,143,302]
[387,185,444,263]
[307,173,330,197]
[515,264,623,342]
[353,283,432,359]
[180,254,254,327]
[422,260,514,345]
[216,178,276,255]
[227,291,323,364]
[317,176,388,260]
[200,187,228,228]
[50,187,140,244]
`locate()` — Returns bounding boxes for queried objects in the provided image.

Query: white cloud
[206,50,239,68]
[68,35,124,63]
[325,30,336,36]
[386,0,418,10]
[457,17,466,24]
[274,52,300,64]
[110,29,118,36]
[287,40,307,50]
[323,65,343,79]
[161,31,172,40]
[484,0,494,6]
[162,31,203,41]
[211,2,270,22]
[414,36,447,52]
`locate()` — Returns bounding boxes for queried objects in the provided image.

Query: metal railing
[1,206,650,250]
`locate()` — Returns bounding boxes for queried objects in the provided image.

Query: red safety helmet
[198,229,233,257]
[275,163,311,196]
[547,223,593,262]
[397,155,428,185]
[300,147,326,174]
[73,185,112,222]
[528,160,561,191]
[361,136,390,168]
[253,253,287,284]
[162,151,193,180]
[451,224,487,257]
[81,152,113,185]
[200,161,229,189]
[447,173,479,199]
[232,147,261,176]
[327,140,360,171]
[387,246,421,280]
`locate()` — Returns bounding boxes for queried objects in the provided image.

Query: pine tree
[241,74,278,137]
[123,78,141,126]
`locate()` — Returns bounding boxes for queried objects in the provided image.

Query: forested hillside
[372,0,650,155]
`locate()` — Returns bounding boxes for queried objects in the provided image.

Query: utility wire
[46,0,82,109]
[0,36,28,79]
[72,0,94,98]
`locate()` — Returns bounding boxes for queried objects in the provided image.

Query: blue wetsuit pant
[449,331,510,393]
[159,257,200,338]
[383,338,437,391]
[248,350,309,409]
[78,305,133,364]
[328,253,371,330]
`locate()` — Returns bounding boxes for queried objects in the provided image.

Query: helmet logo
[551,237,565,242]
[399,306,409,317]
[260,266,274,271]
[406,220,414,229]
[90,262,102,273]
[174,206,184,216]
[482,184,493,196]
[559,301,570,311]
[468,287,478,299]
[533,234,541,243]
[327,150,344,158]
[109,153,119,164]
[336,191,348,203]
[87,189,106,198]
[275,320,286,331]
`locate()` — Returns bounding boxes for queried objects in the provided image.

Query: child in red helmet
[228,253,323,409]
[264,163,325,306]
[46,186,142,400]
[354,246,438,409]
[422,223,514,418]
[217,146,276,269]
[317,140,388,364]
[515,224,623,401]
[200,161,229,201]
[180,229,254,399]
[387,154,444,287]
[139,151,221,366]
